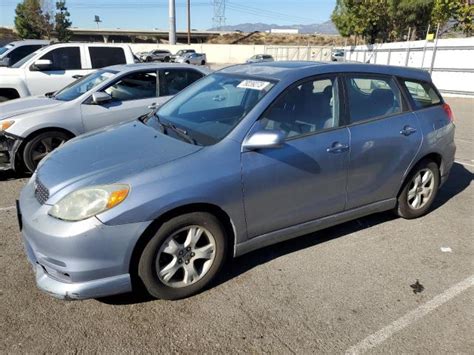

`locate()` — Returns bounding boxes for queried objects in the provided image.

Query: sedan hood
[37,121,202,199]
[0,96,62,120]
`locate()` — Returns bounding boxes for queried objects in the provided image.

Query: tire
[138,212,227,300]
[201,60,206,65]
[185,60,190,64]
[164,56,170,62]
[146,56,152,62]
[0,96,9,103]
[396,160,440,219]
[22,131,71,173]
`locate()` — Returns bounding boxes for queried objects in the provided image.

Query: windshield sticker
[237,80,271,91]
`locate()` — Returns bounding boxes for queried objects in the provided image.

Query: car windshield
[150,73,276,145]
[54,70,117,101]
[0,44,14,55]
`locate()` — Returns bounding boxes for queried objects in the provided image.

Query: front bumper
[0,132,22,171]
[19,178,151,300]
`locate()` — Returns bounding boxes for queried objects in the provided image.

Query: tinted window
[55,70,117,101]
[403,80,441,109]
[261,77,339,138]
[345,75,402,123]
[8,45,43,65]
[89,47,126,69]
[40,47,81,70]
[160,69,204,96]
[104,71,157,101]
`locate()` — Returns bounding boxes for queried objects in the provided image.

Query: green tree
[55,0,72,42]
[14,0,47,39]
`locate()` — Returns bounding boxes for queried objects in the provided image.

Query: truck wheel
[138,212,227,300]
[22,131,71,173]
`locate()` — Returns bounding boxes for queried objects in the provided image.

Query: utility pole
[212,0,226,30]
[169,0,176,45]
[187,0,191,45]
[429,23,440,75]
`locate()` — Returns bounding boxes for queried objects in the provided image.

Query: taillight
[442,103,454,122]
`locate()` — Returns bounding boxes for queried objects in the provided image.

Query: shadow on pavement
[95,162,473,306]
[0,169,30,181]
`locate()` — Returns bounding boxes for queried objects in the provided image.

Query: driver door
[80,70,161,132]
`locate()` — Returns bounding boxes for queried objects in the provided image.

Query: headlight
[49,184,130,221]
[0,120,14,131]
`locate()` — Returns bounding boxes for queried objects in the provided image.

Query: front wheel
[22,131,71,173]
[201,60,206,65]
[138,212,227,300]
[396,160,440,219]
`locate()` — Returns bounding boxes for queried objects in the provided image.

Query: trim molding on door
[234,198,396,257]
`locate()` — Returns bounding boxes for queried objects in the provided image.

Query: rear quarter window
[403,80,441,109]
[89,47,126,68]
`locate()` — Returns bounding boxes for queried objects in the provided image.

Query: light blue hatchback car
[18,61,456,300]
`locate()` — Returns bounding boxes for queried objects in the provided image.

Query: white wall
[344,37,474,96]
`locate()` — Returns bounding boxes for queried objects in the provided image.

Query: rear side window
[403,80,441,109]
[89,47,126,69]
[345,75,402,123]
[40,47,81,70]
[159,69,204,96]
[8,45,43,65]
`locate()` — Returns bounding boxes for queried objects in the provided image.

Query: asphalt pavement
[0,97,472,354]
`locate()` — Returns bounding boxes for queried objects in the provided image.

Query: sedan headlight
[0,120,15,131]
[49,184,130,221]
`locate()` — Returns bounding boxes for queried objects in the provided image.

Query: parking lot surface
[0,98,472,354]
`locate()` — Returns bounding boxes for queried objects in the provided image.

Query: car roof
[219,61,432,83]
[106,62,212,74]
[8,40,50,46]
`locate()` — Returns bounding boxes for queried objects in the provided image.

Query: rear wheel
[22,131,71,173]
[185,60,190,64]
[201,60,206,65]
[396,160,440,219]
[138,212,227,300]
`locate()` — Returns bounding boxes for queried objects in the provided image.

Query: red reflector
[442,103,454,122]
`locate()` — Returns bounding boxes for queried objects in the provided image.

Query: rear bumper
[19,178,151,300]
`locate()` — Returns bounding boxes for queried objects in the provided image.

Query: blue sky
[0,0,336,30]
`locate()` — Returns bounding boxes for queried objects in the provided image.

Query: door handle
[327,142,349,153]
[72,75,83,79]
[400,125,417,136]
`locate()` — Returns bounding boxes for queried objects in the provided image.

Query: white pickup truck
[0,43,136,102]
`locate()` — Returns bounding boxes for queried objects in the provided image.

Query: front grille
[34,177,49,205]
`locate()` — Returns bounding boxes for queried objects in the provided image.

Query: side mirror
[32,59,52,71]
[243,130,285,150]
[0,57,10,67]
[91,92,112,105]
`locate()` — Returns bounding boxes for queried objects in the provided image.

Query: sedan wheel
[407,169,435,210]
[138,212,227,299]
[22,131,71,173]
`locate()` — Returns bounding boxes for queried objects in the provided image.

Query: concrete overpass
[69,27,231,44]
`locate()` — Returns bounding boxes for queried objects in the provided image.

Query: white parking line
[0,206,16,212]
[345,275,474,355]
[455,160,474,168]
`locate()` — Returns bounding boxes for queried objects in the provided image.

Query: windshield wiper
[154,114,197,145]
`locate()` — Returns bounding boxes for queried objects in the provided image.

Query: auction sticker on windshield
[237,80,271,91]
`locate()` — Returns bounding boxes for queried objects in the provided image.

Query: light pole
[169,0,176,45]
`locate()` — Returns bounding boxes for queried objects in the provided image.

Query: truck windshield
[150,73,276,146]
[54,70,117,101]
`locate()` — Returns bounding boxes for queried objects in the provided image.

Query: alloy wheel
[407,168,435,210]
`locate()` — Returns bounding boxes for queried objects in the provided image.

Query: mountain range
[209,21,338,35]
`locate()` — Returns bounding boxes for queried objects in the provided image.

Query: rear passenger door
[344,74,422,209]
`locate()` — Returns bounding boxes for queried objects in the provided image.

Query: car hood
[0,96,62,120]
[37,121,202,199]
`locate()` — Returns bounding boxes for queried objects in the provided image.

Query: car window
[8,45,43,65]
[104,71,157,101]
[89,47,126,69]
[55,70,117,101]
[39,47,81,70]
[154,73,275,145]
[345,75,402,123]
[160,69,204,96]
[403,80,441,109]
[260,77,340,139]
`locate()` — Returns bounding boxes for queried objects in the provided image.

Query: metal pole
[387,48,391,65]
[187,0,191,45]
[429,23,440,75]
[421,24,430,69]
[169,0,176,45]
[405,27,411,66]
